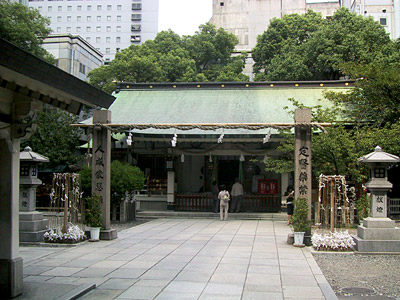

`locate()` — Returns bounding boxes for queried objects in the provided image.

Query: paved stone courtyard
[19,219,335,300]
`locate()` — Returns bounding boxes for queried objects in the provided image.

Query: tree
[0,0,55,63]
[88,24,248,93]
[253,8,392,81]
[21,106,82,167]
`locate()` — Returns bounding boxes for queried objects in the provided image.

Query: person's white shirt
[231,182,243,196]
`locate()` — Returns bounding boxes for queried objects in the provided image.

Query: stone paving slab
[17,218,337,300]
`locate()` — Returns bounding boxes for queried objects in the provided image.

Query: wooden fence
[175,194,281,212]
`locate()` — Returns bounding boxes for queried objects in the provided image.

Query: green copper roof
[85,82,352,136]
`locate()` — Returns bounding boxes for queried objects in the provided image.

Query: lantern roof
[20,146,49,163]
[358,146,400,164]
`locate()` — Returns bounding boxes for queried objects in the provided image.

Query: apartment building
[28,0,159,63]
[343,0,400,39]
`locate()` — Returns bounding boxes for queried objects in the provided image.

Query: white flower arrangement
[44,223,86,244]
[312,230,355,251]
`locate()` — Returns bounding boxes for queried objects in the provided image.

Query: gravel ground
[110,219,150,232]
[313,252,400,299]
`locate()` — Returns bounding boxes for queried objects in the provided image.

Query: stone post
[294,109,312,220]
[92,110,117,240]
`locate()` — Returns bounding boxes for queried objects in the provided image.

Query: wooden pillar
[167,171,175,210]
[92,110,117,240]
[294,109,312,220]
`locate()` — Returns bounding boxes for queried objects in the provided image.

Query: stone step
[136,211,287,221]
[19,229,47,243]
[19,219,48,232]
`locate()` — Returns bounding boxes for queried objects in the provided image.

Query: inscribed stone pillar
[294,109,312,220]
[92,110,117,240]
[0,138,23,298]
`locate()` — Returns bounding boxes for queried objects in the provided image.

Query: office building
[28,0,159,63]
[42,34,103,81]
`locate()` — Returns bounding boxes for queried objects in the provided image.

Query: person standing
[218,185,230,221]
[285,186,294,225]
[230,178,243,213]
[212,180,219,213]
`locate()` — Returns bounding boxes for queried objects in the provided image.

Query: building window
[97,16,101,21]
[131,24,141,31]
[57,16,61,22]
[67,16,71,22]
[77,5,81,11]
[107,5,112,11]
[107,15,111,21]
[132,3,142,10]
[116,47,120,52]
[116,26,121,32]
[38,6,42,12]
[58,6,61,11]
[77,16,81,22]
[48,6,52,12]
[131,35,141,42]
[86,37,91,42]
[96,26,101,32]
[117,5,122,10]
[87,5,91,11]
[220,2,224,6]
[106,37,110,43]
[117,15,121,21]
[106,26,111,32]
[106,48,110,53]
[67,6,72,11]
[20,166,29,177]
[86,26,91,32]
[87,16,91,21]
[96,37,101,43]
[76,27,81,32]
[57,27,61,33]
[66,27,71,32]
[380,18,387,26]
[116,37,121,42]
[79,63,86,75]
[131,14,141,21]
[97,5,102,11]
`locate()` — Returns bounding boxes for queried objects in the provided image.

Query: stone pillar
[92,110,117,240]
[167,171,175,210]
[0,138,23,298]
[294,109,312,220]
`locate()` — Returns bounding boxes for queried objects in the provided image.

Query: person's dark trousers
[234,195,242,213]
[230,196,238,213]
[213,199,219,213]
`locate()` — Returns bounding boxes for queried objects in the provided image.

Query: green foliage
[85,195,102,228]
[355,194,370,223]
[22,106,82,167]
[253,8,392,81]
[110,160,145,205]
[0,0,55,63]
[291,198,311,233]
[79,161,145,205]
[263,130,294,174]
[88,24,248,93]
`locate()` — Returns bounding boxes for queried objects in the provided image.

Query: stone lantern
[19,146,49,243]
[354,146,400,252]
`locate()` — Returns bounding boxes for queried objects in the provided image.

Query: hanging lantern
[171,133,177,147]
[126,132,132,146]
[240,154,245,161]
[181,154,185,162]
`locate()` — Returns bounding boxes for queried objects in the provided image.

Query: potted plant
[85,195,102,241]
[291,197,311,246]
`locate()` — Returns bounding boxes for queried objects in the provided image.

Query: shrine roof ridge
[116,80,354,91]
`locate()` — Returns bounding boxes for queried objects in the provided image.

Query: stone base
[19,212,48,243]
[353,235,400,253]
[0,257,23,298]
[354,217,400,252]
[100,229,118,240]
[167,203,175,210]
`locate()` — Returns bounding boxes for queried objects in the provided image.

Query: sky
[158,0,213,36]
